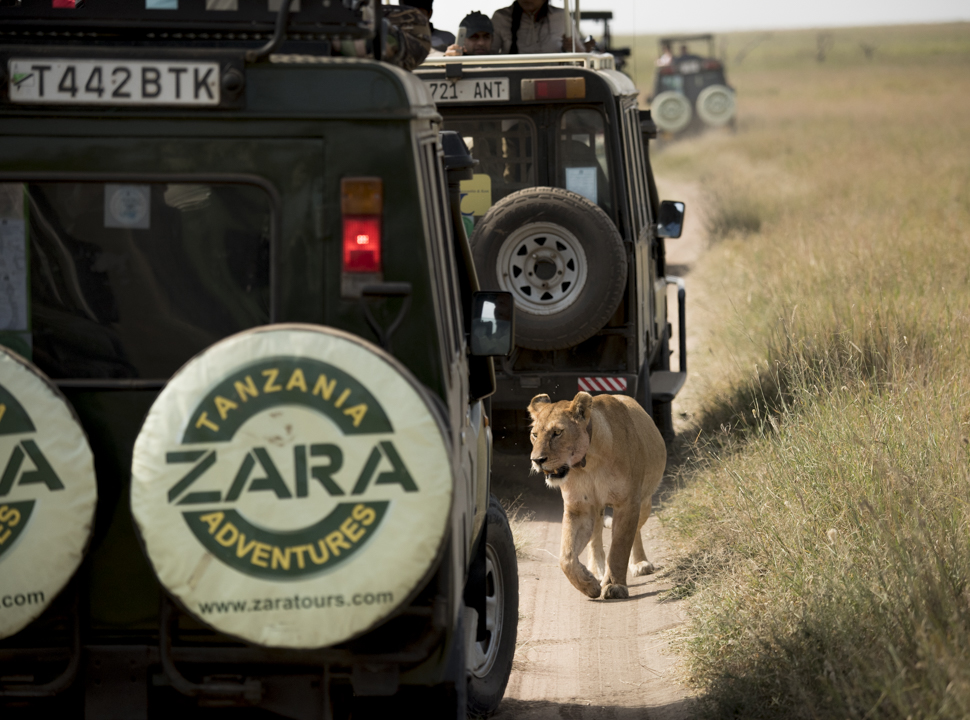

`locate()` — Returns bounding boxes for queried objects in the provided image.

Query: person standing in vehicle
[444,11,494,56]
[490,0,581,54]
[334,4,431,70]
[407,0,455,53]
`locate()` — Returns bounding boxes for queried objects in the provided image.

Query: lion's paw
[602,583,629,600]
[630,561,655,577]
[580,575,602,598]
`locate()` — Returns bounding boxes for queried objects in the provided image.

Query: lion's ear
[570,392,593,421]
[528,394,552,418]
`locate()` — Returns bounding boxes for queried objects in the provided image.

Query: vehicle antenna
[575,0,581,48]
[564,0,572,52]
[633,0,639,88]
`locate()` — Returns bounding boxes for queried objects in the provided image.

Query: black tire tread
[467,496,519,718]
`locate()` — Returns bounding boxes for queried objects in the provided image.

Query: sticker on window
[104,184,151,229]
[566,167,597,204]
[460,174,493,217]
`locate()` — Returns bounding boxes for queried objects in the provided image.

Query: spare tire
[696,84,736,127]
[0,346,97,640]
[130,324,454,649]
[651,91,693,133]
[470,187,627,351]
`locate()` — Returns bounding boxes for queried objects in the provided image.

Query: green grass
[635,22,970,719]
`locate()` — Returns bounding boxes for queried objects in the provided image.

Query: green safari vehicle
[416,53,688,454]
[0,1,518,718]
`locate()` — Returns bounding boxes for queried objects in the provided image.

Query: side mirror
[656,200,685,238]
[470,291,515,357]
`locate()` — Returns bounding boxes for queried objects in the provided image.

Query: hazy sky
[431,0,970,36]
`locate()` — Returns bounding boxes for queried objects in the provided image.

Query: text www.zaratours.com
[199,592,393,615]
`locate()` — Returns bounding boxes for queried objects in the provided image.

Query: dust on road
[488,178,707,719]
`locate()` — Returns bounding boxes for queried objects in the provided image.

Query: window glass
[3,181,272,380]
[442,116,536,228]
[558,108,612,216]
[417,140,461,358]
[658,75,684,93]
[693,71,723,90]
[623,105,648,231]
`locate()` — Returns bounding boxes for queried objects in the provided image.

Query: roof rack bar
[659,34,715,44]
[420,52,615,71]
[0,0,377,40]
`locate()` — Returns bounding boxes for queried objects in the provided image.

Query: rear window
[558,108,612,216]
[658,75,684,93]
[442,116,537,225]
[0,180,272,381]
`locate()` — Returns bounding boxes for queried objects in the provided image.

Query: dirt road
[488,179,706,719]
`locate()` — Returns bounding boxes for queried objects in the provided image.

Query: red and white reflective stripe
[577,377,628,393]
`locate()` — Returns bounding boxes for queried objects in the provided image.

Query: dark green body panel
[0,61,448,631]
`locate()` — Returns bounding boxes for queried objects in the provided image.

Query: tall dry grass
[640,23,970,719]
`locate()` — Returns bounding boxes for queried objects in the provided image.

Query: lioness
[528,391,666,600]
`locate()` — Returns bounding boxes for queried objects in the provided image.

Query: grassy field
[620,23,970,719]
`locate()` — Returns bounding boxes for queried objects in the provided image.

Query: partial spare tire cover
[696,84,736,127]
[470,187,627,351]
[130,324,453,649]
[0,346,97,640]
[651,91,693,133]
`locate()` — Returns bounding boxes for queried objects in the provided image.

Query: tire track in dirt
[488,479,694,719]
[487,177,708,719]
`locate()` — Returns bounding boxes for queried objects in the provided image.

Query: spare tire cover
[0,347,97,640]
[696,84,736,127]
[131,325,453,649]
[651,91,693,133]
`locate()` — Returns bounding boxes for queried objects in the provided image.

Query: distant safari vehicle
[652,34,736,134]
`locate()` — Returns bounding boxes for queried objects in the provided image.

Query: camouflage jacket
[336,5,431,72]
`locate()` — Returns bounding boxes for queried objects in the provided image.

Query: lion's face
[527,392,593,487]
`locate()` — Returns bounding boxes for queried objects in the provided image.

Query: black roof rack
[0,0,377,40]
[580,11,612,21]
[659,34,715,45]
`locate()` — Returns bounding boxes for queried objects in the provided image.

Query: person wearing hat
[445,11,494,56]
[406,0,455,53]
[490,0,581,55]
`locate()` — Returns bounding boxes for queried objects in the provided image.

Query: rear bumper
[490,371,637,410]
[1,561,456,714]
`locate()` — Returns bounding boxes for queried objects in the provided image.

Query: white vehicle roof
[418,52,638,98]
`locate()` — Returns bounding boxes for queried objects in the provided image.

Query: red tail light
[342,215,382,272]
[341,177,382,275]
[520,77,586,101]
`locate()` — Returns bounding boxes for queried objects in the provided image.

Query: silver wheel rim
[496,221,588,316]
[469,544,504,679]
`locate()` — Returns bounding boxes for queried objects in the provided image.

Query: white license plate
[8,58,221,106]
[424,77,510,104]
